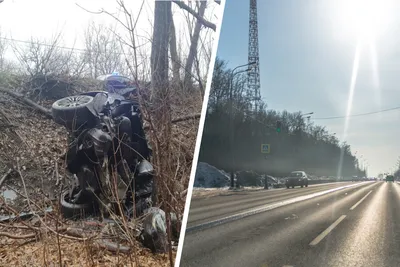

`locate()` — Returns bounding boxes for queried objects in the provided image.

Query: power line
[313,106,400,120]
[0,36,87,53]
[0,36,149,56]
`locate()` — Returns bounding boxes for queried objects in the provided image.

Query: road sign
[261,144,270,154]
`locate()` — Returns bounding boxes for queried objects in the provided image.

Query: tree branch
[0,88,52,118]
[171,113,201,124]
[172,1,217,31]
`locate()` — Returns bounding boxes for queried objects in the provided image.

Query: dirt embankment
[0,90,68,207]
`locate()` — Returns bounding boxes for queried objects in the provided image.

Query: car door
[302,172,308,183]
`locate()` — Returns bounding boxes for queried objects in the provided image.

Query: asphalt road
[179,181,400,267]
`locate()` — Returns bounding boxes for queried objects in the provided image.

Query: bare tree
[172,1,217,31]
[67,52,89,77]
[182,1,207,89]
[83,22,125,78]
[169,7,181,87]
[9,32,71,76]
[151,1,172,98]
[170,1,218,91]
[150,1,172,205]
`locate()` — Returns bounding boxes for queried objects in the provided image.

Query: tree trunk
[150,1,172,205]
[169,8,181,89]
[183,1,207,90]
[151,1,171,99]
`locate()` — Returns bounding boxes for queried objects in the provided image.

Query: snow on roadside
[193,162,230,188]
[191,162,290,198]
[191,186,284,198]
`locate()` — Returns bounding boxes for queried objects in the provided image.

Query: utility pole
[229,62,256,189]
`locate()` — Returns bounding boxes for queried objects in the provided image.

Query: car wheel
[292,185,294,188]
[286,185,289,189]
[52,95,95,131]
[305,184,308,187]
[60,188,98,220]
[301,185,304,188]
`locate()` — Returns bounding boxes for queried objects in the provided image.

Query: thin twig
[0,168,12,188]
[54,161,59,186]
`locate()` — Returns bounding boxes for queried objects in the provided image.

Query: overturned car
[51,75,154,219]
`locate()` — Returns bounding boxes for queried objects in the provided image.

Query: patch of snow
[192,187,230,191]
[193,162,230,188]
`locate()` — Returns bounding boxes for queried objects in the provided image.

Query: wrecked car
[51,75,154,219]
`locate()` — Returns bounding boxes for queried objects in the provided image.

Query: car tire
[286,185,289,189]
[292,185,294,188]
[52,95,95,131]
[305,184,308,187]
[301,185,304,188]
[60,189,98,220]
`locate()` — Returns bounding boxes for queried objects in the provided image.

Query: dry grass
[0,228,174,267]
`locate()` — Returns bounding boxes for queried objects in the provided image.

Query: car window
[107,78,124,88]
[103,76,136,95]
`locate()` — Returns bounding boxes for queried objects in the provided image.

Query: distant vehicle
[386,175,394,182]
[285,171,309,188]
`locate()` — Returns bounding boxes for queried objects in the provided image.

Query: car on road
[285,171,309,188]
[386,175,394,182]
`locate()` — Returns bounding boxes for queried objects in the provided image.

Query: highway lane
[187,181,366,227]
[297,181,400,267]
[179,181,400,267]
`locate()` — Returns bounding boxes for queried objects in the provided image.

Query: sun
[337,0,393,45]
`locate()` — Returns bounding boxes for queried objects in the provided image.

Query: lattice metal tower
[247,0,261,112]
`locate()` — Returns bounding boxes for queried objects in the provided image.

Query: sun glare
[334,0,394,176]
[338,0,392,44]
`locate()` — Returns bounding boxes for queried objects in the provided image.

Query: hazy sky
[217,0,400,177]
[0,0,221,74]
[0,0,154,51]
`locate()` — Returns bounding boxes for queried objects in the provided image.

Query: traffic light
[276,120,282,133]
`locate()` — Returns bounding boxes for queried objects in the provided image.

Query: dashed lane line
[309,215,347,246]
[309,188,375,246]
[350,190,372,210]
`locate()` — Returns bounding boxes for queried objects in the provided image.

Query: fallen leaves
[0,91,68,205]
[0,220,174,267]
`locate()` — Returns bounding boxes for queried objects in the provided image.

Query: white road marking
[309,215,346,246]
[350,190,372,210]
